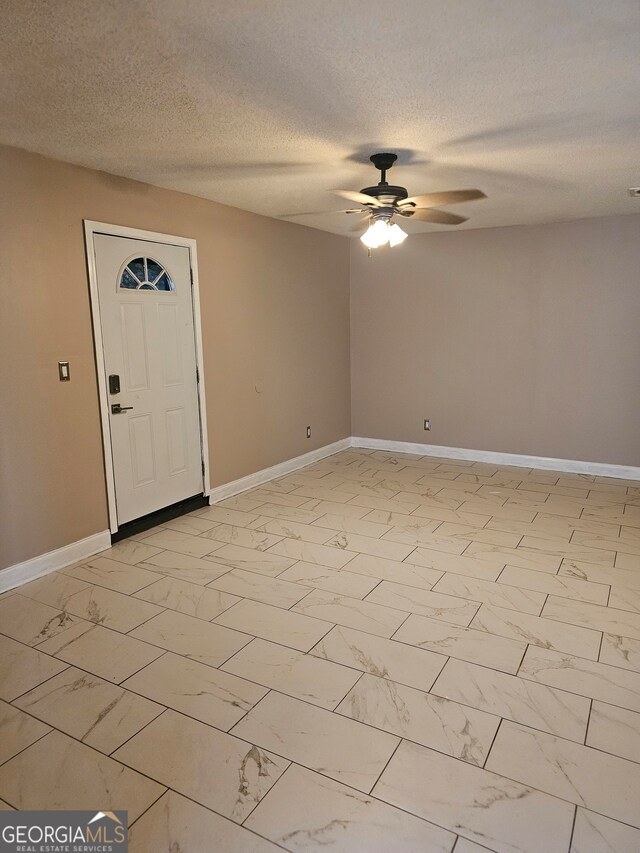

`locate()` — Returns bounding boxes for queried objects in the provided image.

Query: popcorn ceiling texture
[0,0,638,236]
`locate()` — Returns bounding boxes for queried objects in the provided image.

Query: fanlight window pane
[147,259,163,282]
[121,269,138,289]
[129,258,146,282]
[119,257,175,292]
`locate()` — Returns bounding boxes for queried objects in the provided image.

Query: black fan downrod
[361,152,408,204]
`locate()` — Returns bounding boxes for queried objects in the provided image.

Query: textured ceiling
[1,0,639,236]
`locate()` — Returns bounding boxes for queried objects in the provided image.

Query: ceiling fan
[335,153,486,248]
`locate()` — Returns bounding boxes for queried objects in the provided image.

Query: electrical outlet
[306,426,311,439]
[423,419,431,431]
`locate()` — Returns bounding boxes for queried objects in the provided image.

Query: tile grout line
[330,669,367,713]
[0,725,53,770]
[122,783,167,830]
[367,737,403,796]
[596,628,605,663]
[566,803,579,852]
[481,715,505,769]
[584,698,593,746]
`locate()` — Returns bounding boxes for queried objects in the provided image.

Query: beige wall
[351,214,640,466]
[0,145,351,570]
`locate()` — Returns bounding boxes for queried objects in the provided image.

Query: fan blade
[399,208,468,225]
[400,189,486,208]
[280,209,359,218]
[333,189,384,207]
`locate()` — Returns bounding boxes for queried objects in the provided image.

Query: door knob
[111,403,133,414]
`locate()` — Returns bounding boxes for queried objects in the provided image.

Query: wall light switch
[58,361,70,381]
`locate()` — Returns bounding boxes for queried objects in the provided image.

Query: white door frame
[84,220,211,533]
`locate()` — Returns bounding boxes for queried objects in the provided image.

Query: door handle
[111,403,133,414]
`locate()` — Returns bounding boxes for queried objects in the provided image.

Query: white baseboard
[0,439,351,594]
[3,434,635,595]
[0,530,111,594]
[208,437,352,504]
[351,437,640,480]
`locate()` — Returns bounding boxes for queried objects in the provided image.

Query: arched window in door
[119,257,175,292]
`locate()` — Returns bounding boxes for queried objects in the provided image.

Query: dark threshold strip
[111,493,209,543]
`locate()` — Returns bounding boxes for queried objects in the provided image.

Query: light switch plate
[58,361,70,381]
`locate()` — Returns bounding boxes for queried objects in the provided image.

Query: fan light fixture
[388,222,408,246]
[330,153,486,251]
[283,154,485,248]
[360,218,407,249]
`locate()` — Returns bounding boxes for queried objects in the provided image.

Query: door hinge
[189,269,194,286]
[196,365,200,383]
[201,460,205,476]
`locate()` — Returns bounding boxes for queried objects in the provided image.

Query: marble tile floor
[1,448,640,851]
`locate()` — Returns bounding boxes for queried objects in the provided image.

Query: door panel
[166,408,188,475]
[93,234,203,525]
[129,415,156,487]
[158,304,183,386]
[121,303,150,391]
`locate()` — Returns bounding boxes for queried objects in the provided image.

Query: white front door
[93,234,204,525]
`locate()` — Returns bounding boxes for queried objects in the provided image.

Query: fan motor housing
[360,184,409,204]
